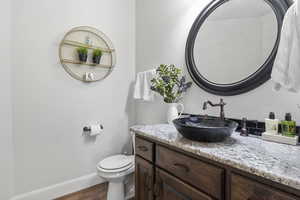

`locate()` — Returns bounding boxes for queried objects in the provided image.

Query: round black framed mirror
[186,0,291,96]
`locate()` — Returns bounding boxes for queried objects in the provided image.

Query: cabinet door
[155,168,213,200]
[135,156,154,200]
[231,173,299,200]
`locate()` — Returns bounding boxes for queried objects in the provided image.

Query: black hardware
[203,98,226,120]
[146,175,152,191]
[154,178,162,197]
[144,174,152,192]
[240,118,248,137]
[137,146,148,152]
[83,124,103,132]
[174,163,190,172]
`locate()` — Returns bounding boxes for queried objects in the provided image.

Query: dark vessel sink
[173,116,238,142]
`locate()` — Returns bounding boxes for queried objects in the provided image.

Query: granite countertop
[130,124,300,190]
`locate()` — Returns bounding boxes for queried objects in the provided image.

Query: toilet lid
[98,155,133,171]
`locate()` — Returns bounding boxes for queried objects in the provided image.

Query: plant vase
[92,49,103,65]
[167,103,184,125]
[78,53,87,62]
[78,52,87,62]
[77,47,88,63]
[92,54,102,64]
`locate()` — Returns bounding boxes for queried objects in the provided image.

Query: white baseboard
[11,173,105,200]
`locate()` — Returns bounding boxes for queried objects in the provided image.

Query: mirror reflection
[193,0,278,84]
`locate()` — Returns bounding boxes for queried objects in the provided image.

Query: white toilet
[97,133,135,200]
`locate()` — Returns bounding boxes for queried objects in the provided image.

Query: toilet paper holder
[83,124,104,133]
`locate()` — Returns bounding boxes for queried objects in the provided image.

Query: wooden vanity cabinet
[135,135,300,200]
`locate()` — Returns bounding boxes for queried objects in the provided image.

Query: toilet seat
[97,155,134,173]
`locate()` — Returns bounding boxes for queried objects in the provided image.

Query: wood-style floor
[55,183,134,200]
[55,183,108,200]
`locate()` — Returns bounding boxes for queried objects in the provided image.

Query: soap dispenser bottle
[281,113,296,137]
[265,112,279,135]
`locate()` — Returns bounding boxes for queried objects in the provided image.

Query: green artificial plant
[151,64,192,103]
[77,47,88,54]
[93,49,103,57]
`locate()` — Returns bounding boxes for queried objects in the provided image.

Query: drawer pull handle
[248,197,265,200]
[144,174,152,191]
[146,175,152,191]
[174,163,190,172]
[138,146,148,152]
[154,177,162,197]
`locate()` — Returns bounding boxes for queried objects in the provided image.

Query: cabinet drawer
[135,136,154,162]
[156,145,224,199]
[156,168,213,200]
[231,173,299,200]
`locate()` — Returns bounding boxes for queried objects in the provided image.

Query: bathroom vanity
[131,124,300,200]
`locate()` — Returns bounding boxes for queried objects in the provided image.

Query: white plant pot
[167,103,184,124]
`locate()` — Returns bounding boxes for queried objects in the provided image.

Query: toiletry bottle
[281,113,296,137]
[265,112,279,135]
[240,117,248,137]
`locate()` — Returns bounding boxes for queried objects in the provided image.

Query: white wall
[0,0,14,199]
[136,0,300,124]
[11,0,135,196]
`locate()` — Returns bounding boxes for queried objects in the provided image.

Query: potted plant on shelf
[92,49,103,64]
[77,47,88,62]
[151,64,192,124]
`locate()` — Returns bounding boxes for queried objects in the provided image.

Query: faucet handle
[220,98,226,105]
[203,101,208,110]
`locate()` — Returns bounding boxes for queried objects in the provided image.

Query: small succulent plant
[77,47,88,54]
[93,49,102,57]
[77,47,88,62]
[151,64,192,103]
[92,49,103,64]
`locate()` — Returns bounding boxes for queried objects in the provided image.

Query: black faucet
[203,99,226,120]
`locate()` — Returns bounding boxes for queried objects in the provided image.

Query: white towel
[271,2,300,92]
[134,69,156,101]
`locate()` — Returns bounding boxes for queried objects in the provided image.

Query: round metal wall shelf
[59,26,116,82]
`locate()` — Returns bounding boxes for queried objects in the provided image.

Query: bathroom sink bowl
[173,116,238,142]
